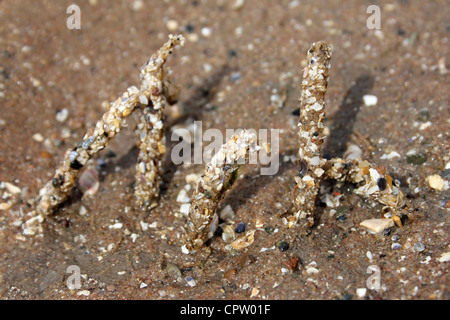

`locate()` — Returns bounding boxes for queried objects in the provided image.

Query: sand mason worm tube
[291,41,333,231]
[36,35,185,215]
[183,130,259,252]
[134,35,185,208]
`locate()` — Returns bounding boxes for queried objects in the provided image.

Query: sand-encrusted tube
[134,35,185,208]
[183,130,260,252]
[36,35,184,215]
[134,106,165,209]
[291,41,333,231]
[291,42,406,232]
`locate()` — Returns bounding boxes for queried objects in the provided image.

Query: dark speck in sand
[278,242,289,252]
[235,222,245,233]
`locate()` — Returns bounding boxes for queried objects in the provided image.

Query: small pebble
[310,156,320,166]
[380,151,401,160]
[185,276,196,287]
[391,243,402,250]
[106,285,116,292]
[181,245,189,254]
[185,173,200,184]
[201,27,212,37]
[148,221,157,229]
[207,213,219,240]
[438,57,448,75]
[419,121,431,130]
[254,219,264,229]
[176,188,190,203]
[4,182,21,194]
[81,137,95,150]
[230,72,241,82]
[187,33,199,42]
[414,242,426,252]
[270,90,284,108]
[32,133,44,142]
[157,290,166,297]
[79,205,87,216]
[405,150,427,165]
[132,0,144,11]
[278,241,289,252]
[231,230,255,250]
[56,108,69,123]
[221,224,235,243]
[179,203,190,216]
[0,203,11,210]
[139,94,148,105]
[232,0,245,10]
[420,256,431,264]
[281,267,289,274]
[363,95,378,107]
[219,204,235,221]
[377,178,387,191]
[77,290,90,296]
[438,252,450,263]
[427,174,446,191]
[185,24,195,33]
[166,19,179,31]
[360,218,394,234]
[223,268,237,280]
[31,77,41,88]
[356,288,367,298]
[250,287,259,298]
[68,151,78,162]
[227,49,237,57]
[265,225,275,234]
[306,267,319,275]
[297,161,309,178]
[310,102,323,111]
[418,109,430,122]
[109,222,123,229]
[235,222,245,233]
[343,144,362,161]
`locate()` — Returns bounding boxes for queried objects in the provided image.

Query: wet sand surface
[0,0,448,299]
